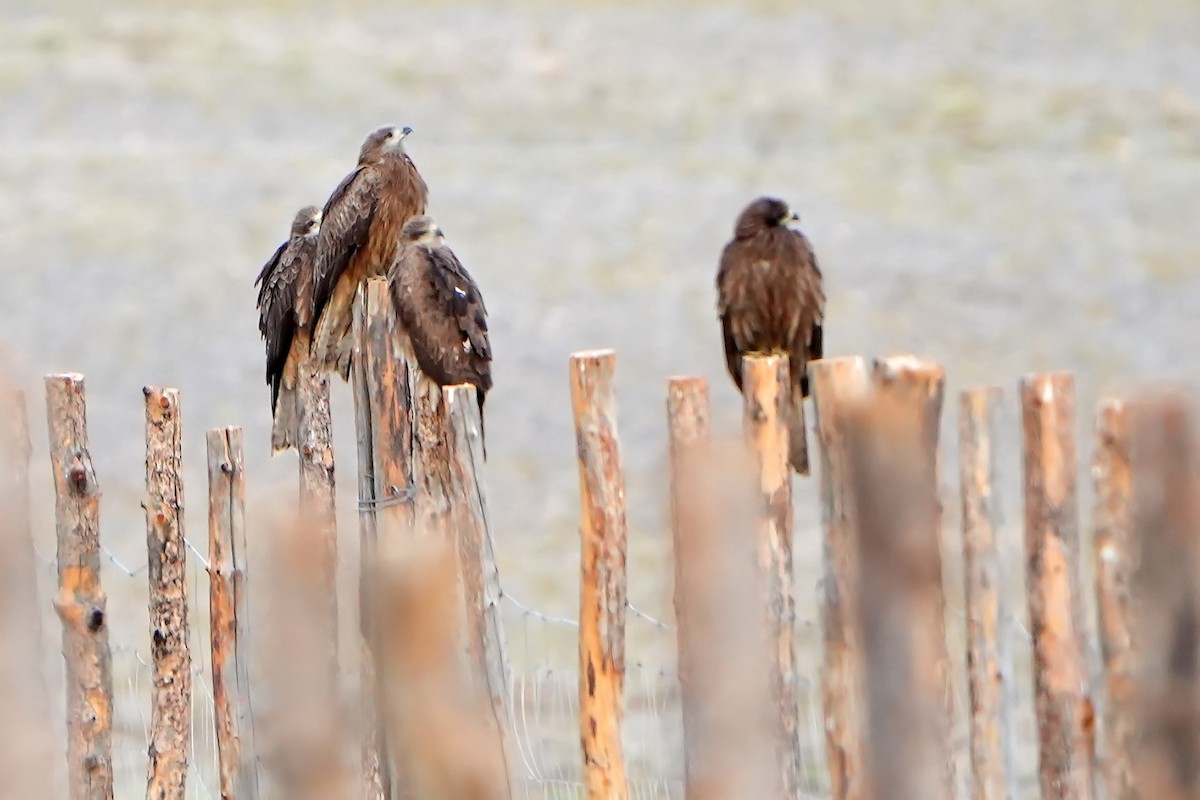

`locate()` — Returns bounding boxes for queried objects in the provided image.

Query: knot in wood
[219,461,233,474]
[153,628,167,648]
[83,752,102,772]
[302,444,313,457]
[155,511,167,526]
[86,607,105,632]
[69,462,88,492]
[159,395,171,410]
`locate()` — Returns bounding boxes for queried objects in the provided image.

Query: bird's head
[735,196,799,237]
[291,205,322,237]
[360,125,414,162]
[400,214,444,245]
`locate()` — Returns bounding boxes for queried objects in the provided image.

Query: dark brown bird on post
[389,215,492,454]
[716,196,825,473]
[255,205,322,453]
[311,124,429,379]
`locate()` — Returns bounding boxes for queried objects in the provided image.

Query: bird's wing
[291,237,319,330]
[311,166,379,329]
[255,240,301,405]
[428,246,492,362]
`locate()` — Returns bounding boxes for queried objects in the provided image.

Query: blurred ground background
[1,0,1199,796]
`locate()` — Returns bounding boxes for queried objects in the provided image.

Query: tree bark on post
[740,354,801,799]
[570,349,629,800]
[0,387,57,797]
[143,387,191,800]
[1128,394,1200,800]
[207,427,259,800]
[1092,400,1134,800]
[296,351,339,680]
[845,367,952,800]
[444,385,516,798]
[411,360,454,547]
[808,356,869,800]
[666,375,709,798]
[352,278,415,800]
[45,373,114,800]
[1020,373,1095,800]
[959,387,1016,800]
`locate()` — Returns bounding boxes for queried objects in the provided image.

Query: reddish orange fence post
[143,386,191,800]
[1020,373,1096,800]
[45,373,114,800]
[1092,399,1134,799]
[570,349,629,800]
[741,354,801,798]
[809,356,869,800]
[959,387,1015,800]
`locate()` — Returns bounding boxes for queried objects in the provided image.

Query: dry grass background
[1,0,1198,796]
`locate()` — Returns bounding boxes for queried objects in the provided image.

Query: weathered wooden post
[411,366,454,547]
[143,387,191,800]
[0,387,57,796]
[45,373,114,800]
[351,278,415,800]
[1128,393,1200,799]
[846,361,952,800]
[296,352,339,676]
[666,376,709,797]
[1092,399,1134,800]
[1020,373,1096,800]
[570,349,629,800]
[740,354,801,798]
[443,384,516,797]
[959,387,1016,800]
[809,356,869,800]
[207,427,259,800]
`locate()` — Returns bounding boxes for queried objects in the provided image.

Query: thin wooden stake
[741,354,800,798]
[143,387,191,800]
[1128,393,1200,799]
[207,427,259,800]
[668,427,779,800]
[45,373,114,800]
[959,387,1016,800]
[809,356,869,800]
[444,384,516,798]
[1092,400,1134,800]
[666,376,709,798]
[352,278,414,800]
[846,366,951,800]
[296,350,339,679]
[570,349,629,800]
[1020,373,1096,800]
[0,387,57,796]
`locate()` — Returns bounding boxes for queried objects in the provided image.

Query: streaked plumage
[716,196,825,474]
[311,125,429,379]
[254,205,322,453]
[389,215,492,453]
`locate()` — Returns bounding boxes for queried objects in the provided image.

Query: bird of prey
[389,215,492,453]
[254,205,322,453]
[716,196,825,474]
[311,125,429,379]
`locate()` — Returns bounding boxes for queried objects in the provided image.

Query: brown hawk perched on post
[310,125,429,379]
[716,196,825,474]
[254,205,322,453]
[389,214,493,454]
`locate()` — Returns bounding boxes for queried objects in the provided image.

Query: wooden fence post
[809,356,869,800]
[959,387,1016,800]
[1092,399,1134,800]
[207,427,259,800]
[411,359,454,547]
[846,364,952,800]
[570,349,629,800]
[45,373,114,800]
[1128,393,1200,799]
[296,352,339,677]
[666,376,709,798]
[443,384,516,797]
[1020,373,1096,800]
[0,388,57,796]
[740,354,801,798]
[352,278,415,800]
[143,387,191,800]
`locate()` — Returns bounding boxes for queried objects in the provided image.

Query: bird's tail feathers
[787,390,810,476]
[271,383,300,454]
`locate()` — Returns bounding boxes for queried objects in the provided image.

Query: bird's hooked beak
[434,227,445,238]
[786,209,801,224]
[400,125,414,139]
